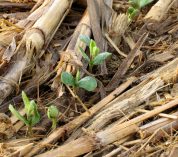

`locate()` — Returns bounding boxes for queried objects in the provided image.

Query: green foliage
[61,72,75,86]
[92,52,112,65]
[79,35,111,72]
[79,34,90,46]
[75,70,80,82]
[22,91,30,114]
[127,7,139,20]
[79,47,90,62]
[89,39,99,59]
[9,91,40,135]
[127,0,154,20]
[27,100,40,126]
[78,76,97,92]
[9,105,29,126]
[47,105,59,129]
[61,71,97,92]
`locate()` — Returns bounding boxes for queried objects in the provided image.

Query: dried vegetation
[0,0,178,156]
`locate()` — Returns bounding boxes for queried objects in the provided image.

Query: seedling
[79,35,111,72]
[61,70,93,114]
[61,70,97,92]
[47,105,59,130]
[9,91,40,135]
[127,0,154,20]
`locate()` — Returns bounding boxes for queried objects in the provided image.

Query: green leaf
[78,76,97,91]
[127,7,135,15]
[79,47,90,62]
[93,52,111,65]
[47,105,59,130]
[22,91,30,114]
[9,104,29,126]
[61,72,75,86]
[52,119,57,129]
[28,100,40,126]
[128,8,139,20]
[139,0,154,8]
[92,46,100,58]
[75,70,80,83]
[89,39,97,58]
[79,35,91,46]
[47,105,59,120]
[129,0,154,9]
[26,101,35,120]
[129,0,140,9]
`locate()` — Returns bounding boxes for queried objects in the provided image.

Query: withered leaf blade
[3,37,17,62]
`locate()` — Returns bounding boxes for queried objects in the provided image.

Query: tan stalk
[25,77,135,156]
[144,0,176,30]
[25,55,178,156]
[108,13,129,47]
[52,10,91,89]
[66,85,90,114]
[83,57,178,132]
[36,98,178,157]
[0,138,38,157]
[139,111,178,139]
[0,0,73,103]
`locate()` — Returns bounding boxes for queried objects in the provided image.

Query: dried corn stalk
[26,52,178,156]
[0,0,73,103]
[144,0,176,30]
[82,57,178,132]
[108,13,129,47]
[25,77,135,157]
[0,113,15,140]
[52,10,91,89]
[37,98,178,157]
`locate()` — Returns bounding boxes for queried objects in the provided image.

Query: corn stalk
[144,0,176,30]
[108,13,129,48]
[25,57,178,156]
[36,98,178,157]
[52,10,91,89]
[25,72,134,157]
[0,0,73,103]
[81,57,178,132]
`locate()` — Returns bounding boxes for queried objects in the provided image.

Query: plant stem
[89,63,93,73]
[52,119,57,130]
[72,86,77,95]
[27,125,33,136]
[66,85,91,114]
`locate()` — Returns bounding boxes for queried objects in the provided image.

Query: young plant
[47,105,59,130]
[61,70,97,92]
[79,35,111,72]
[9,91,40,135]
[127,0,154,20]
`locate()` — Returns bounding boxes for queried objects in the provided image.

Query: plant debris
[0,0,178,156]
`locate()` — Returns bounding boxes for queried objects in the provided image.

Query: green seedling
[47,105,59,130]
[127,0,154,20]
[79,35,111,72]
[9,91,40,135]
[61,70,97,92]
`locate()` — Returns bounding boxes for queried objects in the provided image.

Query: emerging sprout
[61,70,97,92]
[47,105,59,130]
[79,35,111,72]
[127,0,154,20]
[9,91,40,135]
